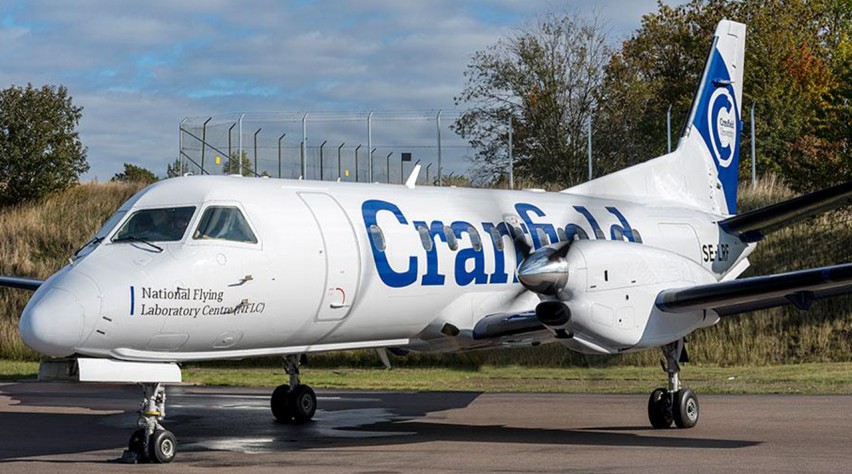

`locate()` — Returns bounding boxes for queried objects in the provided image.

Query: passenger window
[489,227,504,251]
[468,226,482,251]
[536,228,551,246]
[444,226,458,251]
[557,228,567,242]
[193,206,257,243]
[612,227,624,241]
[565,226,589,241]
[632,228,643,243]
[113,207,195,243]
[417,225,433,252]
[369,224,386,251]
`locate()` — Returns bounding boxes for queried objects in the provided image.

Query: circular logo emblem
[707,88,737,168]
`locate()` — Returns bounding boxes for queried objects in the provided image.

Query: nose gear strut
[120,382,177,463]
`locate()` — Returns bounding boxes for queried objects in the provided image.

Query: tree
[166,158,189,178]
[594,0,850,191]
[0,84,88,205]
[112,163,158,184]
[223,150,254,176]
[453,12,610,186]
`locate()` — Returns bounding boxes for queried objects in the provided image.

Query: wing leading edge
[655,263,852,316]
[0,276,43,291]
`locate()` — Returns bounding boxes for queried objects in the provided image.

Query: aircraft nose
[19,278,93,357]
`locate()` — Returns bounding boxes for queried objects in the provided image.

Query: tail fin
[566,20,746,216]
[679,20,745,213]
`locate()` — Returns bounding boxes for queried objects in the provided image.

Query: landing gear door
[298,193,361,321]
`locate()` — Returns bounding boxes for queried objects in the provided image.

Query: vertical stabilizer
[679,20,745,214]
[565,20,746,216]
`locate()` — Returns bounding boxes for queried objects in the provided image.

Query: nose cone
[517,245,570,296]
[20,287,86,358]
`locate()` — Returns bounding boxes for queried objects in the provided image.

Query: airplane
[1,19,851,464]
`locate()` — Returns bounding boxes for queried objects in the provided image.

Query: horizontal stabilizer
[720,180,852,242]
[656,263,852,316]
[0,276,43,291]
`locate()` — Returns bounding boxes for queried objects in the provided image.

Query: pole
[238,113,245,175]
[253,128,262,177]
[367,111,373,182]
[227,122,236,174]
[355,144,362,182]
[667,104,672,153]
[301,113,308,179]
[371,148,376,182]
[587,115,593,181]
[508,115,513,189]
[277,133,286,179]
[426,163,432,185]
[751,102,756,188]
[436,110,443,187]
[386,152,392,183]
[337,142,345,179]
[179,118,187,175]
[201,117,212,174]
[319,140,327,181]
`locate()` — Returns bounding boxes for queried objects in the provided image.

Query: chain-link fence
[179,111,487,186]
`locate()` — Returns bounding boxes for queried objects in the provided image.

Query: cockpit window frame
[186,202,262,249]
[110,206,198,244]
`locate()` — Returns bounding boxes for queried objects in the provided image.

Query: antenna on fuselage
[405,161,421,190]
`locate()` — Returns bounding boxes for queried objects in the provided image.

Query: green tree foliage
[111,163,158,184]
[223,150,254,176]
[595,0,850,191]
[0,84,88,206]
[166,158,189,178]
[453,13,610,186]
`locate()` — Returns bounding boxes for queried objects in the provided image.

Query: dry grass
[0,176,848,366]
[0,181,144,359]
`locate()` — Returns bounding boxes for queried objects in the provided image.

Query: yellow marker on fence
[215,156,221,165]
[344,169,349,177]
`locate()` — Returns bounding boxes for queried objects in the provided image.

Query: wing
[655,263,852,316]
[719,180,852,242]
[0,276,43,291]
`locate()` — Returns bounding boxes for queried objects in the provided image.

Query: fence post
[253,128,262,176]
[367,111,373,182]
[587,115,593,181]
[238,113,245,175]
[426,163,432,185]
[319,140,327,181]
[751,102,756,188]
[201,117,212,174]
[355,144,362,183]
[371,148,376,182]
[179,118,187,175]
[667,104,672,153]
[436,110,443,187]
[228,122,237,174]
[301,113,308,179]
[277,133,286,178]
[508,115,513,189]
[337,142,345,179]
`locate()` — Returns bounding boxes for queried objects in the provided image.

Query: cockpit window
[193,206,257,243]
[112,207,195,243]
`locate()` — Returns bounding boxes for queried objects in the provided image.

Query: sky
[0,0,682,180]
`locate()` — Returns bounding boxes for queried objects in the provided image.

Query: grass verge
[3,360,851,394]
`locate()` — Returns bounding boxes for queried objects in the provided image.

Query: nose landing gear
[121,383,177,463]
[271,354,317,424]
[647,339,699,429]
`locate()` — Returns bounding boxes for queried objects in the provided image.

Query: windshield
[193,206,257,243]
[73,209,128,258]
[112,207,196,243]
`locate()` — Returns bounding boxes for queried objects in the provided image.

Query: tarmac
[0,382,850,473]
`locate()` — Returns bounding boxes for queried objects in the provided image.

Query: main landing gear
[271,354,317,424]
[121,383,177,463]
[647,339,699,429]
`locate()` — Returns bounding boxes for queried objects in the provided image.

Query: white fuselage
[20,175,753,362]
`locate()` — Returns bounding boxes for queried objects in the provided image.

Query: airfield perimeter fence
[179,111,488,187]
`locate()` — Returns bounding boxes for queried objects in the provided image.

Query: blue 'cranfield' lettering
[362,200,638,288]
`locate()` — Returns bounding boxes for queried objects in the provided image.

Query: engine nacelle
[546,240,719,354]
